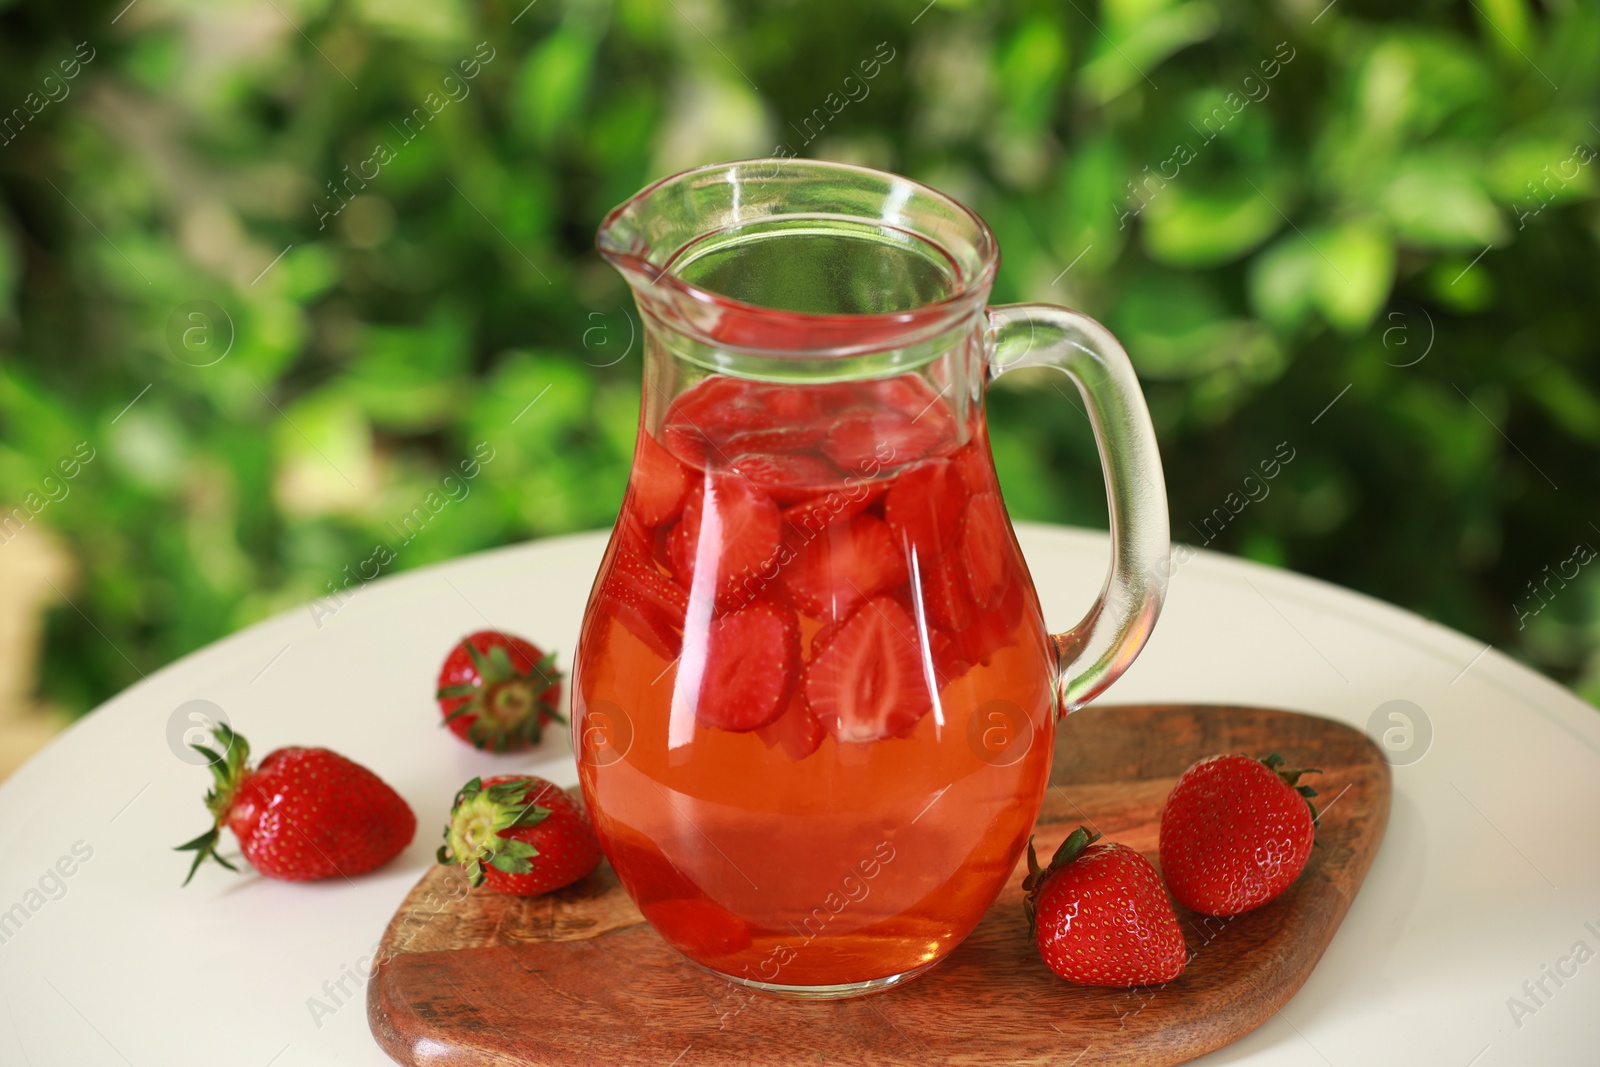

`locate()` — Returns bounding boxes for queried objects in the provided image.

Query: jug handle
[986,304,1171,715]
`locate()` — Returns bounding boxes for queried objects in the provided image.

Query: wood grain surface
[368,704,1390,1066]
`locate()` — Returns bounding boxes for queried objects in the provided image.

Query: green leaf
[996,15,1068,139]
[488,852,533,875]
[1051,134,1130,270]
[1079,0,1220,104]
[1141,180,1285,267]
[345,308,472,431]
[1380,158,1506,250]
[1470,0,1536,62]
[1316,220,1395,333]
[496,839,538,859]
[1115,271,1284,381]
[512,24,599,146]
[349,0,470,43]
[1249,221,1393,334]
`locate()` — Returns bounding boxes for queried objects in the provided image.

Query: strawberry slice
[916,550,977,632]
[927,628,971,686]
[823,409,950,471]
[861,374,951,420]
[781,484,880,537]
[950,440,996,495]
[729,453,845,503]
[629,432,692,527]
[667,376,764,432]
[652,521,676,571]
[783,514,909,622]
[694,599,800,732]
[752,381,861,422]
[803,597,932,743]
[724,424,830,456]
[755,694,827,760]
[667,475,782,600]
[811,617,846,658]
[599,537,688,660]
[663,379,861,467]
[882,457,977,631]
[959,491,1010,609]
[936,583,1025,677]
[883,458,966,551]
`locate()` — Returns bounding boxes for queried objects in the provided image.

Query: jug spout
[595,158,996,358]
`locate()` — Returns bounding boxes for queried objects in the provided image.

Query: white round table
[1,524,1595,1066]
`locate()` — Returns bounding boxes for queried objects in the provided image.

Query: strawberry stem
[1261,753,1322,822]
[438,640,564,751]
[175,721,252,885]
[437,777,554,887]
[1021,825,1103,937]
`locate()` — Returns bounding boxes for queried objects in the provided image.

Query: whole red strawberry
[176,723,415,884]
[437,775,602,896]
[1023,826,1188,987]
[436,631,565,752]
[1159,753,1320,917]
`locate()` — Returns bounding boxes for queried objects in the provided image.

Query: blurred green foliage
[0,0,1596,714]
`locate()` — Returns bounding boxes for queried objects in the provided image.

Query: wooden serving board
[368,704,1390,1067]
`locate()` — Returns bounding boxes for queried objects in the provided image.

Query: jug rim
[595,159,999,357]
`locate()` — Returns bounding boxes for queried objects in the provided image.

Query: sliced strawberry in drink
[927,627,973,686]
[823,409,950,472]
[694,599,800,732]
[629,431,692,527]
[938,583,1026,675]
[667,475,782,600]
[915,549,978,632]
[803,597,932,743]
[662,380,761,466]
[724,424,830,457]
[950,440,997,495]
[883,459,976,630]
[755,693,827,760]
[665,496,696,586]
[959,491,1010,610]
[754,380,862,422]
[652,521,676,571]
[884,458,966,551]
[810,616,847,659]
[615,507,654,556]
[863,374,951,420]
[782,514,909,622]
[668,376,761,430]
[781,484,880,537]
[729,453,845,503]
[660,425,705,468]
[664,378,859,468]
[599,539,689,660]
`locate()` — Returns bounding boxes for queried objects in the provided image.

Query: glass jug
[573,159,1168,999]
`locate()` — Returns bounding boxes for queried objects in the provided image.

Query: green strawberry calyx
[437,639,566,751]
[436,777,553,887]
[1021,825,1102,936]
[1260,753,1321,822]
[174,721,252,886]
